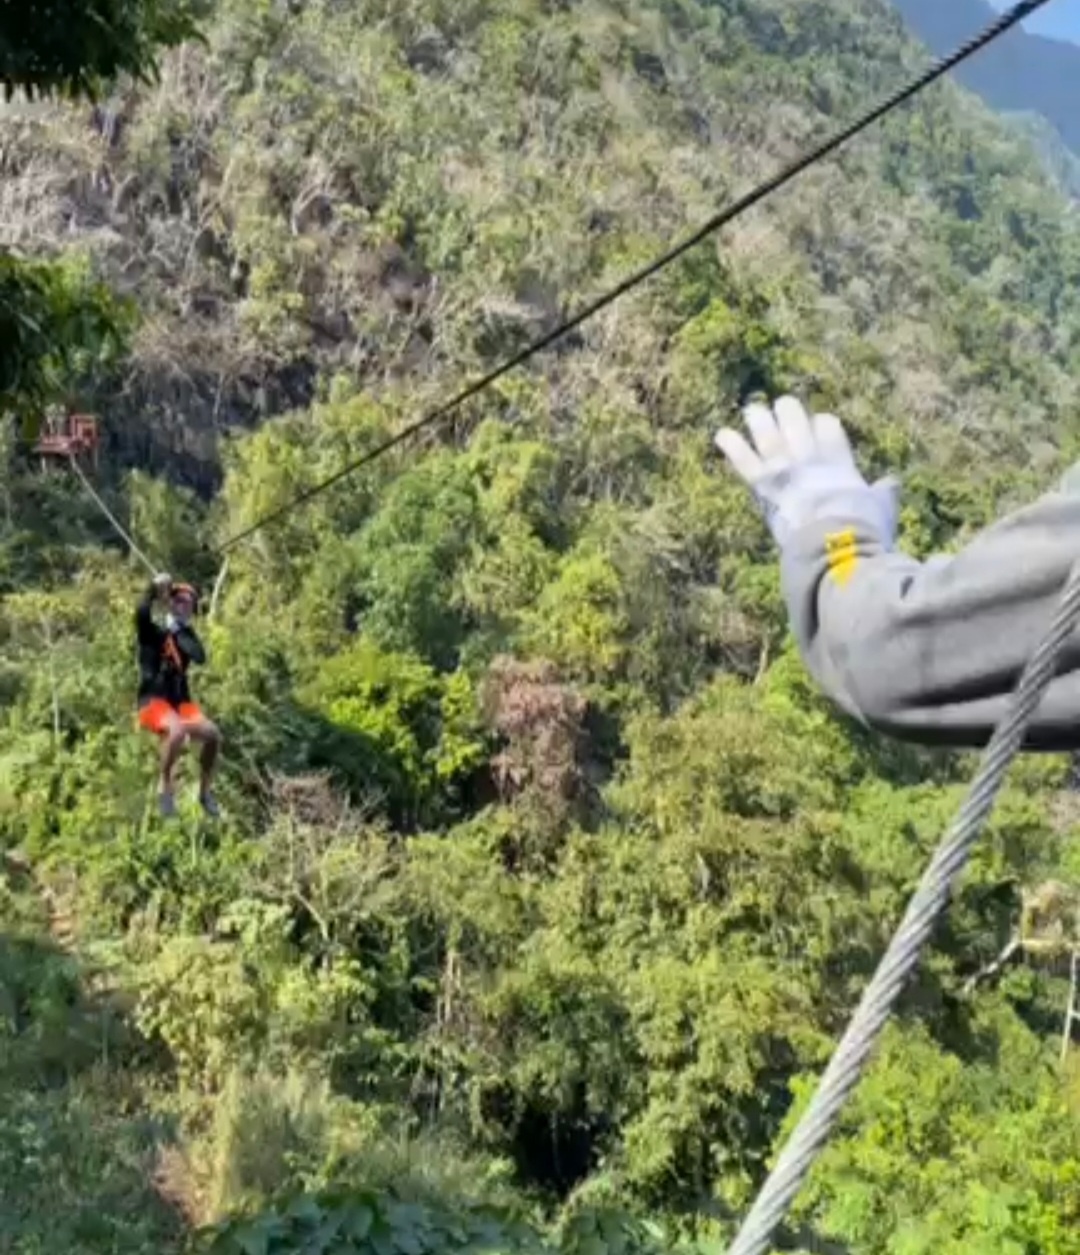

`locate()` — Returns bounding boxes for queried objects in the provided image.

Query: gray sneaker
[199,791,220,818]
[158,792,176,818]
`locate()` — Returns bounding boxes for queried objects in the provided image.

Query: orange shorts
[138,699,204,735]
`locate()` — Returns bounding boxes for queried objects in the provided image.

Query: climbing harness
[66,460,192,712]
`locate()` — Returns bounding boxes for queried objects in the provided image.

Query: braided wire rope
[727,553,1080,1255]
[216,0,1055,554]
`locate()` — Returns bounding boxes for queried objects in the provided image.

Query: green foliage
[300,638,488,825]
[521,549,629,688]
[347,456,486,668]
[0,902,111,1085]
[0,0,205,100]
[200,1190,550,1255]
[0,252,134,425]
[791,1019,1080,1254]
[0,1073,184,1255]
[198,1189,700,1255]
[0,879,183,1254]
[5,0,1080,1252]
[0,0,205,485]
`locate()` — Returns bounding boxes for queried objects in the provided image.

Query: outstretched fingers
[742,400,787,464]
[811,411,857,468]
[716,398,791,485]
[717,397,864,490]
[773,396,815,462]
[715,425,765,484]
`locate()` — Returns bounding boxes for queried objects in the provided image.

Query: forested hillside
[893,0,1080,163]
[1008,108,1080,200]
[6,1,1080,1253]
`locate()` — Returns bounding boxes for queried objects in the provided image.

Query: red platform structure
[32,412,100,469]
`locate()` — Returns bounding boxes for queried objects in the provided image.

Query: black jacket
[135,584,206,707]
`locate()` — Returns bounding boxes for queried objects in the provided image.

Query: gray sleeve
[779,485,1080,750]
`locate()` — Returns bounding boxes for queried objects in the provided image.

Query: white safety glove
[715,396,900,552]
[153,571,173,597]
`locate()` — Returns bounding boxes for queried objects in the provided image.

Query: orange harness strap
[162,634,183,671]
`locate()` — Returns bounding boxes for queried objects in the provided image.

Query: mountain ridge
[892,0,1080,160]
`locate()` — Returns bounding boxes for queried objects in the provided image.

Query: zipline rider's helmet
[170,581,200,618]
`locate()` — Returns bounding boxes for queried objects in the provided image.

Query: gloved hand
[715,396,900,552]
[153,571,173,597]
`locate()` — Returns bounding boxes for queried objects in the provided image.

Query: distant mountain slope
[1007,109,1080,199]
[892,0,1080,157]
[5,0,1080,500]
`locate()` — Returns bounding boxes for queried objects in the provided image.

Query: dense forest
[6,1,1080,1252]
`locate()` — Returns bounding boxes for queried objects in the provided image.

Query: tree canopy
[0,0,204,99]
[4,1,1080,1253]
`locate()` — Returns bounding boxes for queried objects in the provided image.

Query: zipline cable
[215,0,1054,555]
[69,455,158,577]
[725,552,1080,1255]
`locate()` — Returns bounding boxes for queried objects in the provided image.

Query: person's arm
[716,396,1080,752]
[173,625,206,667]
[135,584,154,635]
[136,574,171,644]
[781,487,1080,750]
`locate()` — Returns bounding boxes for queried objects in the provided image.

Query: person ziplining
[55,458,224,818]
[135,572,222,817]
[716,395,1080,752]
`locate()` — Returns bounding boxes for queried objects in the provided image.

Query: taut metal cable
[725,552,1080,1255]
[69,455,158,577]
[215,0,1054,555]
